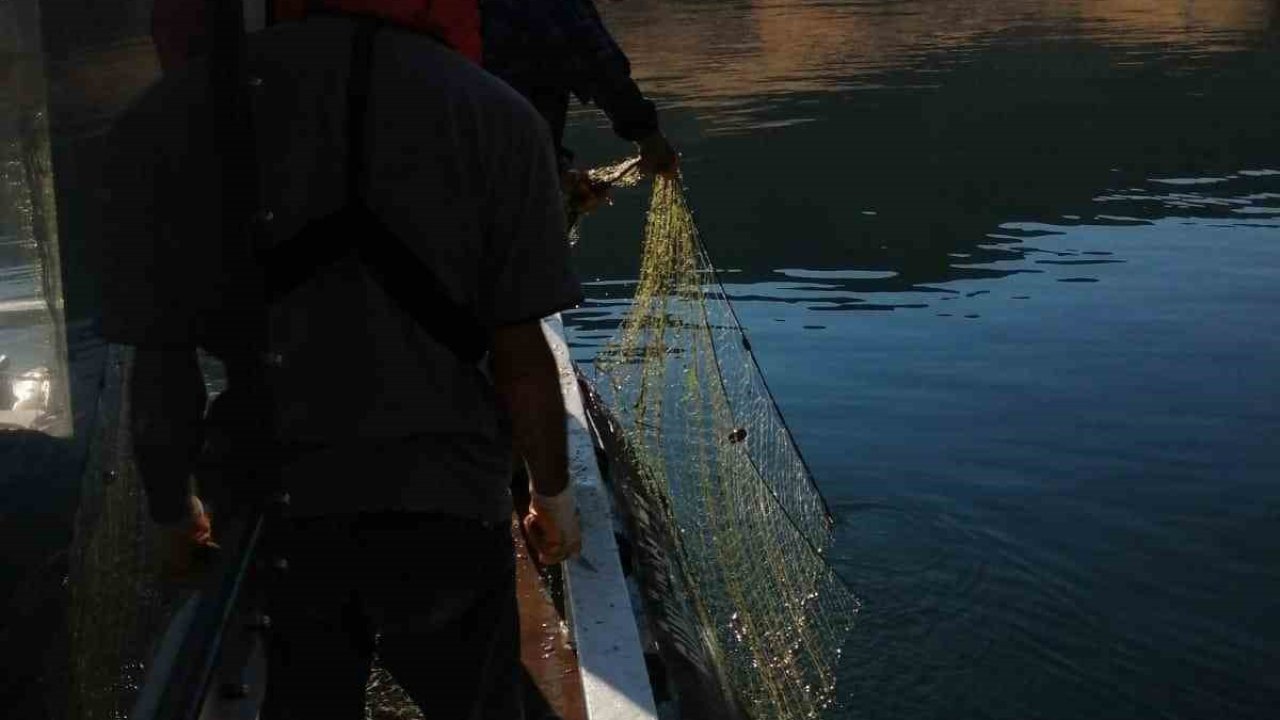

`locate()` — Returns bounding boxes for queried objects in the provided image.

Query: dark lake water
[562,0,1280,717]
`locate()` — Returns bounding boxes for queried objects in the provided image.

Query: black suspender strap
[344,18,376,205]
[260,18,489,364]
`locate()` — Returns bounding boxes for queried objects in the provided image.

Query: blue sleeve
[559,0,659,142]
[482,0,659,143]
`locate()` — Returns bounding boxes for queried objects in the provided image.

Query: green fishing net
[590,162,860,719]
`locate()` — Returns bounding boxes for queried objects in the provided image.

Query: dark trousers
[261,512,521,720]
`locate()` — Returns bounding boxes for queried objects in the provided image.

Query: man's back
[103,15,585,718]
[102,16,580,521]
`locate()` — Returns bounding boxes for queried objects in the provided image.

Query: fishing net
[64,347,181,720]
[588,162,860,719]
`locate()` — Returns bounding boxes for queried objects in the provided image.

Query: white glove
[524,487,582,565]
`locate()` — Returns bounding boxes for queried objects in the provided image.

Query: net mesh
[64,347,178,720]
[590,164,860,719]
[61,350,419,720]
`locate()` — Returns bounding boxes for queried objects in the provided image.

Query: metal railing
[128,509,266,720]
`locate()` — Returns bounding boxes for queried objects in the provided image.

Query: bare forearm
[131,347,206,523]
[491,323,569,497]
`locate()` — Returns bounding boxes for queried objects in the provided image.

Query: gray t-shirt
[100,17,582,522]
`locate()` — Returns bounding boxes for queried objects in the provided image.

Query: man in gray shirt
[100,13,582,718]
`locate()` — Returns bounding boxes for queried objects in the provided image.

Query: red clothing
[151,0,211,71]
[151,0,481,70]
[274,0,481,62]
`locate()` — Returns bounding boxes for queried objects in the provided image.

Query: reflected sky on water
[564,0,1279,717]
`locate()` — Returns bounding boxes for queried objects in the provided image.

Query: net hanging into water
[589,161,860,720]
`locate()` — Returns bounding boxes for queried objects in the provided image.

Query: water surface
[563,1,1280,717]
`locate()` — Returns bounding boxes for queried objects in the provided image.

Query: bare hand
[637,131,679,178]
[523,490,582,565]
[160,495,219,584]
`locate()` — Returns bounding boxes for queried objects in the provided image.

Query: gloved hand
[160,494,219,584]
[562,168,612,217]
[523,488,582,565]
